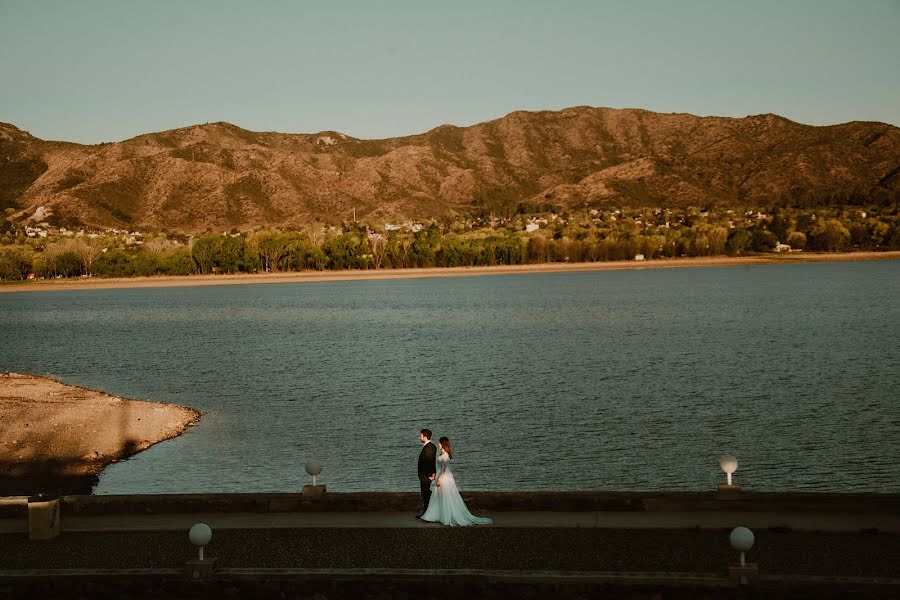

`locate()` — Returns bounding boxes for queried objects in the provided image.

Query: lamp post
[717,455,742,494]
[189,523,212,561]
[728,526,758,585]
[185,523,218,579]
[302,457,326,497]
[729,526,754,566]
[306,457,322,487]
[719,455,738,486]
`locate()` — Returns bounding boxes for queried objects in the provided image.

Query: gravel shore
[0,373,199,496]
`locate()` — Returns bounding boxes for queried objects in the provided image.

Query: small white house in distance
[525,223,540,233]
[774,242,791,253]
[634,254,645,261]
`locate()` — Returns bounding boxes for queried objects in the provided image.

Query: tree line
[2,207,899,281]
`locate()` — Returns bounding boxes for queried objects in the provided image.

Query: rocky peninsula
[0,373,199,496]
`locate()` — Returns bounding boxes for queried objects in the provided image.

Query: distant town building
[525,223,539,233]
[634,254,646,261]
[774,243,791,253]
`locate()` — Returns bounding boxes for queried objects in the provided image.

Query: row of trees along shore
[1,206,899,280]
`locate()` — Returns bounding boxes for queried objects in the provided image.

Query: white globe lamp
[189,523,212,561]
[730,526,755,566]
[306,457,322,487]
[719,455,738,486]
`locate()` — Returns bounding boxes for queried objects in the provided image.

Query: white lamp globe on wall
[189,523,212,561]
[301,456,327,496]
[305,457,322,486]
[719,455,738,486]
[730,526,755,566]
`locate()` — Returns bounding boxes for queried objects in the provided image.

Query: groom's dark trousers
[417,441,437,513]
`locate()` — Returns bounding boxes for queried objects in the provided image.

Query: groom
[416,428,437,517]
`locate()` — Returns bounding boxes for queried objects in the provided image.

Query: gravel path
[3,527,898,578]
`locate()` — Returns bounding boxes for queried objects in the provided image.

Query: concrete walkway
[3,508,898,534]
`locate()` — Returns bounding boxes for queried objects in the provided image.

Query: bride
[420,437,493,526]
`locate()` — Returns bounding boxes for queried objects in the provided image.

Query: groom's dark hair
[420,429,432,440]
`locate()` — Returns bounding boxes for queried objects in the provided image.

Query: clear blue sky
[1,0,898,144]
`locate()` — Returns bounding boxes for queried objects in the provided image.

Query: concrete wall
[2,491,898,518]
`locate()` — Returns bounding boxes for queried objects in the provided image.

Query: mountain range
[2,106,898,233]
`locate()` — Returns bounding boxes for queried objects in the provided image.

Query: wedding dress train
[420,451,492,526]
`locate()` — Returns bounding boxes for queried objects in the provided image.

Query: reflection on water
[1,261,899,494]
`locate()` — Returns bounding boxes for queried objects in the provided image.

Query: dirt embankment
[0,373,199,496]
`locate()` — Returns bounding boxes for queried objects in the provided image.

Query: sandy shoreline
[0,373,200,496]
[1,251,898,293]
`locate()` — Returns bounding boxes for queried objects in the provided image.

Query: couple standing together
[416,429,492,526]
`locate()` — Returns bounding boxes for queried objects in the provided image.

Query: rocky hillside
[2,107,898,232]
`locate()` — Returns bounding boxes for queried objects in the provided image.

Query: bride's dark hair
[438,436,453,458]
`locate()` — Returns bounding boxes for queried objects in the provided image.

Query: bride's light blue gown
[420,451,493,526]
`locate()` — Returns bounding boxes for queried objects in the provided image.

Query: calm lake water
[2,261,899,494]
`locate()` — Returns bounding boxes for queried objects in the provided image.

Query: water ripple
[0,262,898,494]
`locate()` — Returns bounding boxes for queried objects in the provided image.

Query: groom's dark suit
[417,441,437,514]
